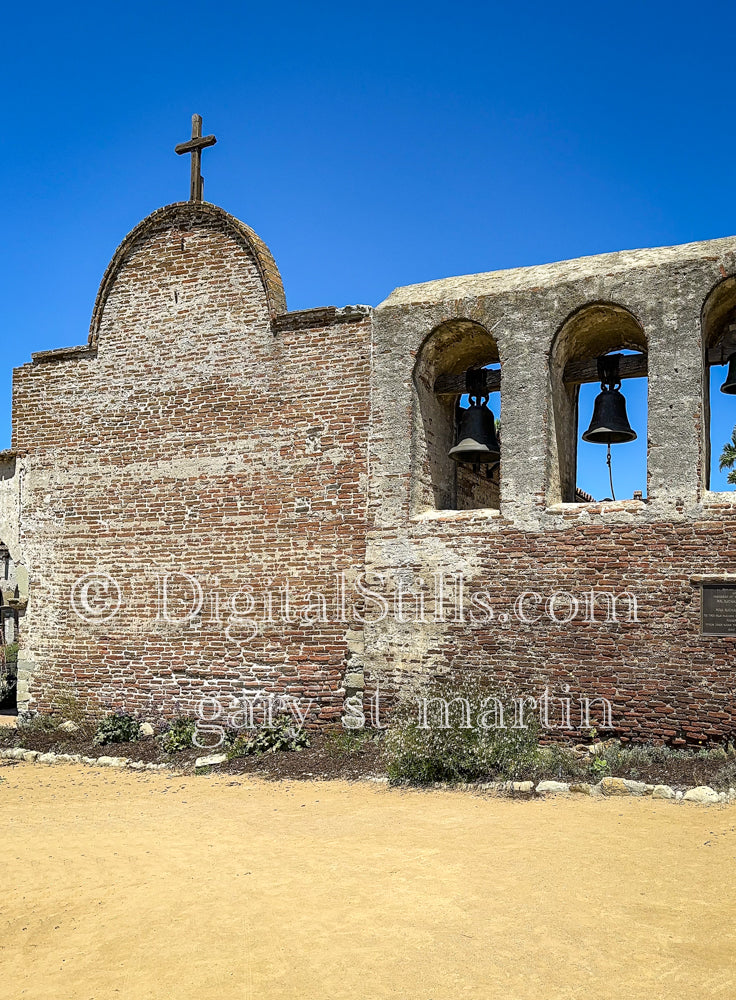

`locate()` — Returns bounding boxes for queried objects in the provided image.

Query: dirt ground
[0,762,734,1000]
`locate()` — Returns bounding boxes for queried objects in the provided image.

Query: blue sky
[4,0,736,497]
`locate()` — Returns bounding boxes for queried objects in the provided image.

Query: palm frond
[718,426,736,471]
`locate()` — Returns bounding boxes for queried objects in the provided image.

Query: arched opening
[0,543,26,718]
[549,303,648,504]
[412,319,500,513]
[701,277,736,491]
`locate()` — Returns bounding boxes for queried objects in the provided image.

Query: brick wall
[12,202,372,725]
[361,507,736,744]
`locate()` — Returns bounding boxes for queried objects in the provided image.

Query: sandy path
[0,762,734,1000]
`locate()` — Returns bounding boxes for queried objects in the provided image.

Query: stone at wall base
[651,785,676,799]
[535,780,570,796]
[682,786,719,804]
[194,753,227,769]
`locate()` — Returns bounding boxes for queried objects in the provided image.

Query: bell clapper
[606,443,616,501]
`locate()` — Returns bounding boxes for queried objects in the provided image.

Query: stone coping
[1,748,734,804]
[410,507,502,523]
[31,344,95,364]
[272,305,372,333]
[544,500,647,516]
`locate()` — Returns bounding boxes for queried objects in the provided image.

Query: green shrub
[324,728,376,757]
[532,744,589,782]
[50,684,100,737]
[712,758,736,789]
[93,712,141,745]
[383,675,542,785]
[160,717,196,753]
[226,715,310,759]
[3,642,18,664]
[19,713,58,733]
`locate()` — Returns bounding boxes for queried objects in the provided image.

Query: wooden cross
[175,114,217,202]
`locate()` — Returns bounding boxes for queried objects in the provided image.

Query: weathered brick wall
[366,239,736,744]
[360,508,736,743]
[12,202,371,724]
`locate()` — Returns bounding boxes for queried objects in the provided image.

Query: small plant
[533,744,589,782]
[50,684,100,737]
[160,717,196,753]
[93,712,141,745]
[325,728,375,757]
[590,756,609,777]
[3,642,18,664]
[19,713,58,733]
[227,715,310,759]
[712,758,736,789]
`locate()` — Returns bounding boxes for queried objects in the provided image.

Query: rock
[343,673,364,689]
[675,791,683,801]
[22,750,39,762]
[683,786,719,804]
[96,756,128,768]
[535,780,570,796]
[139,723,155,738]
[487,781,533,794]
[651,784,675,799]
[194,753,227,769]
[129,761,145,769]
[58,720,79,733]
[597,777,649,796]
[569,782,595,795]
[598,777,629,795]
[510,781,534,794]
[483,782,504,793]
[622,779,649,795]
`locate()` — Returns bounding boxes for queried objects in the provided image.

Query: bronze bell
[448,397,501,463]
[720,353,736,394]
[582,385,637,445]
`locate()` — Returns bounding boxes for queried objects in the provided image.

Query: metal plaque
[701,584,736,636]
